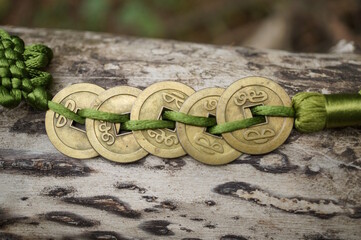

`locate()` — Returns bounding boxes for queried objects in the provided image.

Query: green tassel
[292,91,361,133]
[292,92,327,133]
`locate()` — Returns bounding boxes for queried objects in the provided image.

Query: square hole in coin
[115,113,131,136]
[158,107,176,131]
[70,109,86,132]
[243,103,268,126]
[205,113,222,138]
[70,120,86,132]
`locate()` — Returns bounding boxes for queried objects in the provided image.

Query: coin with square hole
[131,81,195,158]
[45,83,104,159]
[216,76,294,154]
[86,86,148,163]
[177,88,241,165]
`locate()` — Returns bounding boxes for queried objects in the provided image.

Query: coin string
[1,29,361,161]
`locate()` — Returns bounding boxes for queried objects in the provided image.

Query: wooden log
[0,26,361,240]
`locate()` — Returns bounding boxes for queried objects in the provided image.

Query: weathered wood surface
[0,26,361,240]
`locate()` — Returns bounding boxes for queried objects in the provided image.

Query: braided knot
[0,29,53,110]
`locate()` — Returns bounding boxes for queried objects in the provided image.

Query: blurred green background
[0,0,360,52]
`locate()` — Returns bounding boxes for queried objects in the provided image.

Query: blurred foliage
[0,0,360,52]
[117,0,164,36]
[80,0,110,30]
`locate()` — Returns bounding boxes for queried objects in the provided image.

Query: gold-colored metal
[86,86,148,163]
[131,81,195,158]
[216,77,293,154]
[177,88,241,165]
[45,83,104,159]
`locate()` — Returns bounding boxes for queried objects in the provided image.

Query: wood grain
[0,26,361,240]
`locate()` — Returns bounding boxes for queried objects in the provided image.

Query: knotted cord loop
[0,29,53,109]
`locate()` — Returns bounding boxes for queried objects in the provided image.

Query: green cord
[163,111,217,127]
[48,101,85,125]
[251,105,295,117]
[46,90,360,135]
[78,108,130,123]
[122,119,175,131]
[208,116,266,135]
[54,106,291,134]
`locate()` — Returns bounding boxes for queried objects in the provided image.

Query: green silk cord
[120,109,267,133]
[163,110,217,127]
[48,101,85,124]
[324,93,361,128]
[208,116,266,135]
[122,119,175,131]
[251,105,295,117]
[45,92,359,135]
[78,108,130,123]
[46,102,272,133]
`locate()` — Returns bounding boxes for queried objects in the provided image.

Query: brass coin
[86,86,148,163]
[176,88,242,165]
[131,81,195,158]
[216,76,293,154]
[45,83,104,159]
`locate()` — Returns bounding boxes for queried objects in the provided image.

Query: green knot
[0,29,53,110]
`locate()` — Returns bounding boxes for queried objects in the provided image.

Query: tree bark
[0,26,360,240]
